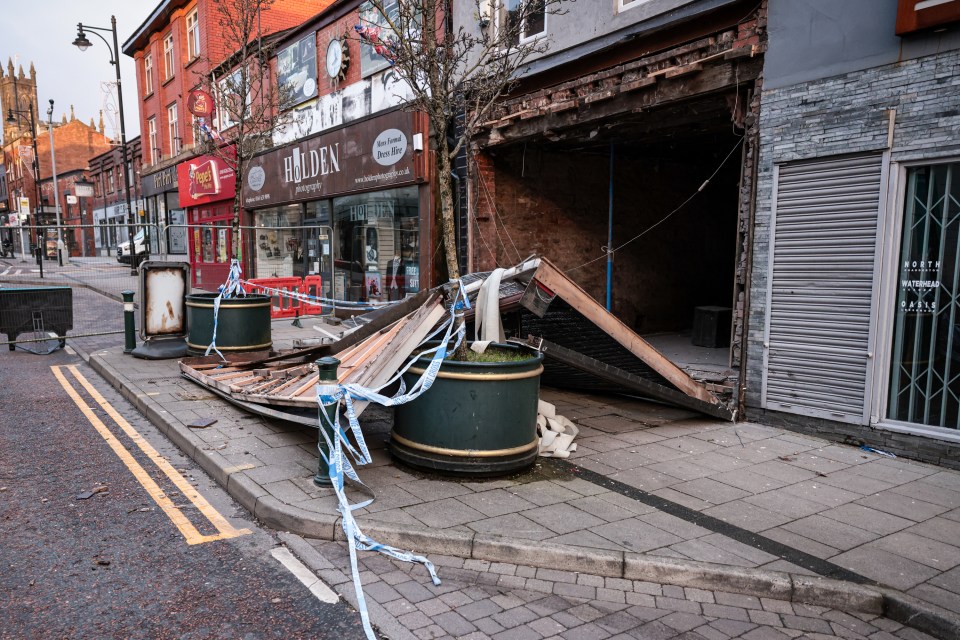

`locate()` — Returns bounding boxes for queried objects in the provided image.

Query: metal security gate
[762,153,886,424]
[888,161,960,430]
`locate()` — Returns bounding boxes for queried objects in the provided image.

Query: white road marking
[0,267,10,275]
[270,546,339,604]
[64,346,76,355]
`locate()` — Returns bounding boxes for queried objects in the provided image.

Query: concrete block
[790,575,882,614]
[472,535,624,578]
[226,471,269,516]
[254,495,337,540]
[623,553,792,600]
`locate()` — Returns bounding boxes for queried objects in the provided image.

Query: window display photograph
[254,205,302,278]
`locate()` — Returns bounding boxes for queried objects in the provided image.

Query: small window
[144,54,154,95]
[496,0,546,46]
[619,0,654,12]
[107,168,115,193]
[186,9,200,61]
[148,117,159,164]
[167,103,180,155]
[163,33,175,80]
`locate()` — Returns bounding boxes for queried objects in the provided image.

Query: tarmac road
[0,346,367,639]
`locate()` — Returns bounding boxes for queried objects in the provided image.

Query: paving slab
[65,314,960,640]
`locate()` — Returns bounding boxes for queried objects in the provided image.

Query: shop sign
[142,165,179,197]
[187,89,215,117]
[243,110,419,208]
[177,154,237,206]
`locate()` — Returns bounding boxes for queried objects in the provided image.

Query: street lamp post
[72,15,137,275]
[47,99,64,266]
[5,94,44,277]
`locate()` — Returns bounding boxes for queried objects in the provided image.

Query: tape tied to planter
[205,259,246,360]
[314,283,470,640]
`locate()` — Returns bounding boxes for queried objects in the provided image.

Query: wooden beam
[529,258,720,406]
[516,336,734,421]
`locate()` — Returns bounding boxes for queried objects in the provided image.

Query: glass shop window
[254,204,302,278]
[332,186,419,303]
[888,162,960,430]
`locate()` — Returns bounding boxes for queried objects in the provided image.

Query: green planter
[185,292,272,356]
[391,343,544,476]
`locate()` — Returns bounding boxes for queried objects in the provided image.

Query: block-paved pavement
[284,533,939,640]
[51,284,960,639]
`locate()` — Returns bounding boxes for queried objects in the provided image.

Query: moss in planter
[453,347,532,363]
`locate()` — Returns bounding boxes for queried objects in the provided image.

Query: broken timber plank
[234,289,435,369]
[528,258,720,407]
[517,337,734,421]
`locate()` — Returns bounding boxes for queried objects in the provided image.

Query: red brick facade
[124,0,329,170]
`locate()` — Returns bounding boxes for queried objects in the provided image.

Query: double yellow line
[52,365,251,545]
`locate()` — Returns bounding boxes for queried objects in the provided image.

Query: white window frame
[148,117,159,164]
[186,9,200,61]
[143,53,154,95]
[215,68,248,131]
[167,103,180,156]
[494,0,547,46]
[107,168,115,193]
[163,33,175,80]
[618,0,655,12]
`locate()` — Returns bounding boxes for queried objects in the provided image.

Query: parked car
[117,229,148,264]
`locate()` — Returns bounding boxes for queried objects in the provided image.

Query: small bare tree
[193,0,295,260]
[359,0,567,356]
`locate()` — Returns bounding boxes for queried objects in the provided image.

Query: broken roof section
[501,258,735,421]
[180,257,734,422]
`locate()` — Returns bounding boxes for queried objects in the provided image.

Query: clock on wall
[325,35,349,83]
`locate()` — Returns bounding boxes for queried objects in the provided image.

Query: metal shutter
[762,154,884,424]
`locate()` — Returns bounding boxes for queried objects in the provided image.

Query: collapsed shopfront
[241,109,430,306]
[471,12,764,390]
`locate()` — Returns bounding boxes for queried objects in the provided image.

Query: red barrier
[301,275,324,315]
[244,277,303,318]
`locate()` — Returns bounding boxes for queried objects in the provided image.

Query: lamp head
[5,109,14,125]
[73,25,92,51]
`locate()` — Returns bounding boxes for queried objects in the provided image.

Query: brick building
[120,0,331,264]
[87,136,145,257]
[1,59,113,257]
[237,0,431,300]
[745,0,960,461]
[35,110,116,257]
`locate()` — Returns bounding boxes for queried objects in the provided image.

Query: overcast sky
[2,1,152,142]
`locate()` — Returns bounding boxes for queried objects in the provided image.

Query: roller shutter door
[762,154,884,424]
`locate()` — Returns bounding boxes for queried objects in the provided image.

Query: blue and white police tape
[205,259,246,360]
[238,279,403,311]
[314,283,470,640]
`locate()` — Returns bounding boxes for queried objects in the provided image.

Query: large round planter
[185,292,272,356]
[391,343,544,476]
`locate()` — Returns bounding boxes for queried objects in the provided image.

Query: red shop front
[177,152,238,290]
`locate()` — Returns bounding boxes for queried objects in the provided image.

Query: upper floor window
[186,9,200,61]
[168,103,181,155]
[215,69,248,130]
[163,33,175,80]
[144,54,154,95]
[107,169,115,193]
[148,117,159,164]
[497,0,546,46]
[619,0,654,11]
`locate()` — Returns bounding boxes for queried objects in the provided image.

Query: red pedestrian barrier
[244,277,303,318]
[301,275,324,315]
